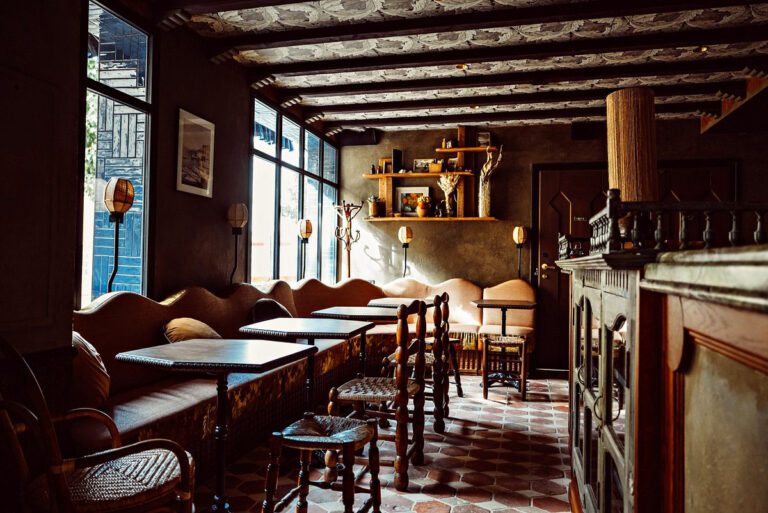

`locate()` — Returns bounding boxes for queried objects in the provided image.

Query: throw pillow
[71,332,110,408]
[163,317,222,343]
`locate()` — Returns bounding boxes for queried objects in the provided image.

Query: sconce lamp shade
[227,203,249,229]
[398,226,413,245]
[104,178,134,215]
[512,226,528,246]
[298,219,313,240]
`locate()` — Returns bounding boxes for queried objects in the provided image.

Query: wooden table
[116,339,316,513]
[471,299,537,336]
[311,307,398,375]
[367,297,435,308]
[239,318,374,403]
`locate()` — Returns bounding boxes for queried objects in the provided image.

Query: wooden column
[606,87,659,201]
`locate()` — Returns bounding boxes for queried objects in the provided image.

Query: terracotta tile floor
[196,376,572,513]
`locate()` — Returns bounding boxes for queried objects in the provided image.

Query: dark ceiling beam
[323,101,721,129]
[275,56,768,98]
[305,82,742,116]
[250,24,768,77]
[208,0,755,55]
[155,0,298,27]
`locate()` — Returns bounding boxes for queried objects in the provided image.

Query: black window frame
[249,94,340,284]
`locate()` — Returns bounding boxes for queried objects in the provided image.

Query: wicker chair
[0,337,194,513]
[327,300,427,492]
[380,293,463,434]
[263,413,381,513]
[481,334,530,400]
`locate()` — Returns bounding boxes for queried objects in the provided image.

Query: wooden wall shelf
[435,146,498,153]
[366,217,497,222]
[363,171,473,179]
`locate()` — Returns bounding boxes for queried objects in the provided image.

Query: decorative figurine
[478,145,503,218]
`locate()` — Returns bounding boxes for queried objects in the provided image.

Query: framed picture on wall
[396,186,429,216]
[176,109,215,198]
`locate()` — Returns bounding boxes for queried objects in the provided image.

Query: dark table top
[115,339,317,374]
[471,299,537,309]
[367,297,435,308]
[239,317,375,340]
[312,306,399,321]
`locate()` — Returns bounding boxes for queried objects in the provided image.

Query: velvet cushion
[71,332,111,408]
[251,298,293,323]
[163,317,221,343]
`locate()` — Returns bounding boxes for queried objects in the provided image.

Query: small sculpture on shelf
[437,173,461,218]
[478,145,503,218]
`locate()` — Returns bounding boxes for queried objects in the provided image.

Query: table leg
[212,374,230,513]
[306,338,316,411]
[501,308,507,337]
[359,329,367,376]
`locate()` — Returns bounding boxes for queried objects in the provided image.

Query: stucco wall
[340,120,767,287]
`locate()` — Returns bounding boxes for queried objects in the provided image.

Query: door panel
[537,168,607,370]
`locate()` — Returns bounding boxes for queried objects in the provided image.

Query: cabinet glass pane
[587,405,600,498]
[250,156,275,283]
[589,309,601,394]
[303,176,320,280]
[278,168,299,281]
[609,319,628,450]
[605,452,625,513]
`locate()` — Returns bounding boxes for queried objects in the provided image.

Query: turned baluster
[703,211,713,249]
[654,211,666,250]
[728,210,740,246]
[755,211,766,245]
[679,212,689,250]
[631,211,641,249]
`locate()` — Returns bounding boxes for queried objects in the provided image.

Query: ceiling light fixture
[698,45,709,53]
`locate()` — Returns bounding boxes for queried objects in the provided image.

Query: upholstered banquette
[70,277,534,475]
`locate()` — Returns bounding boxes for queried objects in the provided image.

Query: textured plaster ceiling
[178,1,768,130]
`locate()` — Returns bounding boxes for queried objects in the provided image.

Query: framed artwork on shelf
[413,159,433,173]
[396,186,430,216]
[477,131,492,147]
[176,109,215,198]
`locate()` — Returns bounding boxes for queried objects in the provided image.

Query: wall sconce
[103,177,134,293]
[512,225,529,279]
[227,203,249,285]
[298,218,313,280]
[398,226,413,278]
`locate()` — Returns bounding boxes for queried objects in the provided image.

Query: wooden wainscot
[640,245,768,513]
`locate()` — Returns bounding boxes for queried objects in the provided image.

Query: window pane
[323,142,337,182]
[87,2,148,101]
[322,184,338,283]
[278,168,300,281]
[304,131,321,176]
[82,90,146,305]
[303,177,320,280]
[281,118,301,167]
[253,99,278,157]
[250,156,276,283]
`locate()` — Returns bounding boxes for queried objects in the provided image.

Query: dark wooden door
[537,167,608,371]
[534,159,737,372]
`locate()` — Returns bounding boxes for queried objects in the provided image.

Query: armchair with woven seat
[0,337,195,513]
[327,300,427,492]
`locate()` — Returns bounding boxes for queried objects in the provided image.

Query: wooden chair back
[395,300,427,397]
[0,337,73,513]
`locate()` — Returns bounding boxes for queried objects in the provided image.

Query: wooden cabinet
[558,254,660,513]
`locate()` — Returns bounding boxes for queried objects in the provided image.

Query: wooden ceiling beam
[155,0,298,27]
[251,25,768,77]
[208,0,755,55]
[305,82,741,116]
[274,56,768,98]
[323,101,721,129]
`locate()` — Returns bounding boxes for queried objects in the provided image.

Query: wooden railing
[588,188,768,255]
